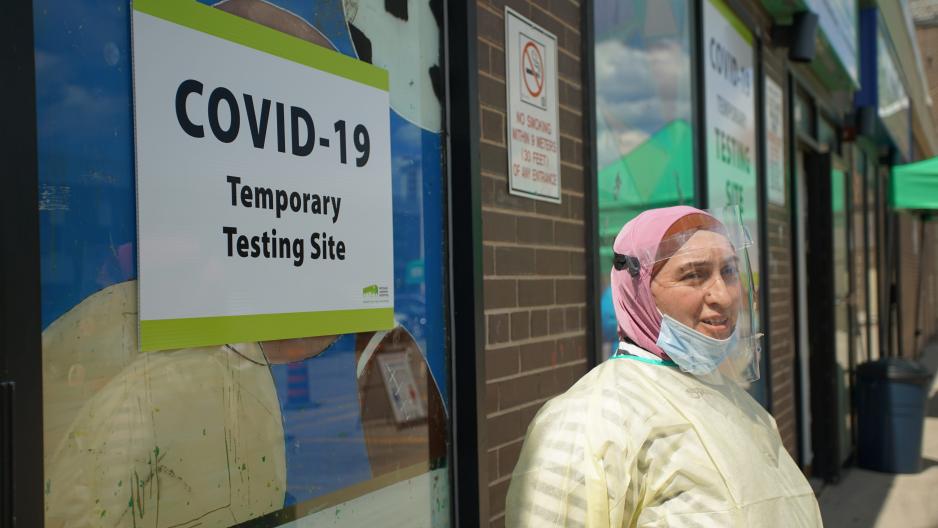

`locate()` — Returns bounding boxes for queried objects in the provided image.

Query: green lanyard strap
[609,353,679,368]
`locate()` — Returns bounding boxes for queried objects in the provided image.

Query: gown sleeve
[505,381,639,527]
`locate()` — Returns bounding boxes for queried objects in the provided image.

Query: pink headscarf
[610,205,715,358]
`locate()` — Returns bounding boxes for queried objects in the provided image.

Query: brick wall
[762,79,800,461]
[477,0,588,525]
[749,0,800,461]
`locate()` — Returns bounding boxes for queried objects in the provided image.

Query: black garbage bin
[856,358,932,473]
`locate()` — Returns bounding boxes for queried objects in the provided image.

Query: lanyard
[609,353,678,368]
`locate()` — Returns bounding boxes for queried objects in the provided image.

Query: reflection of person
[42,280,446,527]
[506,206,822,527]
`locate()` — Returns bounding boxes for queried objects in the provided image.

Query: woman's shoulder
[527,357,659,442]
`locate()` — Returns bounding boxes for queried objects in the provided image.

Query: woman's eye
[681,271,703,282]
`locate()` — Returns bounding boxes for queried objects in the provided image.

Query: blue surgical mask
[656,313,739,375]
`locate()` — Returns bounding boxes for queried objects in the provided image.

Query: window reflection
[36,0,449,526]
[594,0,695,352]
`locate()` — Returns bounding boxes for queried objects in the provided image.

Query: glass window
[593,0,695,357]
[818,116,839,156]
[794,90,814,139]
[877,16,911,160]
[35,1,450,526]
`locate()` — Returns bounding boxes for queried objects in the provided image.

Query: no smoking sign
[505,7,560,203]
[519,34,547,109]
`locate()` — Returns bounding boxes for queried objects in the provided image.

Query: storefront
[4,1,938,526]
[3,0,478,526]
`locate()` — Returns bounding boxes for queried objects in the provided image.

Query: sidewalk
[818,341,938,527]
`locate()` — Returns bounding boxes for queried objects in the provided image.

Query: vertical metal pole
[0,1,44,524]
[583,0,601,369]
[443,1,485,525]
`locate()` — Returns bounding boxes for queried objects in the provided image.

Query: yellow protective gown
[506,343,822,527]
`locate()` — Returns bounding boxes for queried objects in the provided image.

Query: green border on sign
[708,0,754,46]
[141,308,394,352]
[133,0,388,91]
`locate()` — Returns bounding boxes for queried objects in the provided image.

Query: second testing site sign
[505,7,561,203]
[132,0,393,351]
[704,0,759,249]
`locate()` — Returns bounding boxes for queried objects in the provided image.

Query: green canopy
[596,119,695,260]
[891,157,938,210]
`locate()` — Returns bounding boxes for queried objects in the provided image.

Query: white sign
[703,0,762,333]
[505,7,561,203]
[132,1,394,351]
[704,0,758,241]
[765,77,786,206]
[377,352,427,424]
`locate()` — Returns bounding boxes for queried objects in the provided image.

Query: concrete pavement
[818,342,938,528]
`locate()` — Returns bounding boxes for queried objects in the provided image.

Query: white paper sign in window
[132,0,394,351]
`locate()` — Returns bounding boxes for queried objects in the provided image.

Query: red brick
[549,307,565,333]
[554,220,584,247]
[484,211,517,242]
[478,38,491,74]
[478,5,504,45]
[479,73,507,109]
[535,248,571,275]
[520,340,556,370]
[498,439,524,478]
[483,175,538,212]
[556,278,585,303]
[491,44,506,79]
[484,245,496,275]
[487,382,499,412]
[485,278,517,309]
[488,449,499,482]
[518,278,554,306]
[511,310,531,341]
[496,246,536,275]
[560,163,584,193]
[486,346,520,380]
[488,312,510,345]
[530,309,549,337]
[517,215,554,244]
[487,408,526,445]
[559,106,582,137]
[565,306,580,331]
[559,79,582,109]
[482,107,505,144]
[489,479,510,520]
[480,141,508,177]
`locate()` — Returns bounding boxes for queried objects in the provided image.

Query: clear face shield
[614,206,762,383]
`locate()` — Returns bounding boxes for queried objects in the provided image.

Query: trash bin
[856,358,932,473]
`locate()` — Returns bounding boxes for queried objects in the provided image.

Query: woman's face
[650,230,741,339]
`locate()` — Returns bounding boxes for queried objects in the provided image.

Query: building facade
[2,0,938,526]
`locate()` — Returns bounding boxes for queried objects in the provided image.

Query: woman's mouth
[700,317,730,335]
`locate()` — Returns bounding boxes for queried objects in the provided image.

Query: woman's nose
[704,275,733,306]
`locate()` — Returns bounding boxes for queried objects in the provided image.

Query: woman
[506,206,822,527]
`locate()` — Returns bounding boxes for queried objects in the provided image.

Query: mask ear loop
[613,252,641,277]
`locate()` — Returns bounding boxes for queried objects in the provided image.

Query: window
[593,0,695,356]
[35,1,451,525]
